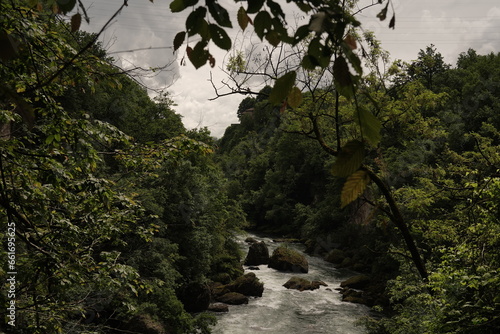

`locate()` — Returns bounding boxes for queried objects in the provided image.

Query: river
[211,233,370,334]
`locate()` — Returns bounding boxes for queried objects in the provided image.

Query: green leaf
[287,86,303,109]
[269,71,296,105]
[333,55,354,98]
[207,0,232,28]
[170,0,199,12]
[265,31,280,47]
[341,170,370,208]
[57,0,76,14]
[266,0,285,20]
[186,7,207,37]
[293,25,311,46]
[46,134,55,145]
[254,11,272,40]
[237,6,250,31]
[187,42,209,69]
[389,14,396,29]
[332,140,365,177]
[173,31,186,51]
[376,2,389,21]
[307,37,331,68]
[355,107,382,146]
[301,55,317,70]
[208,24,231,50]
[295,2,312,12]
[341,43,362,75]
[247,0,265,14]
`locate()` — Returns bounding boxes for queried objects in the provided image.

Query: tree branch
[28,0,130,93]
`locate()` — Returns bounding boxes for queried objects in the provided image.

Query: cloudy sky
[79,0,500,138]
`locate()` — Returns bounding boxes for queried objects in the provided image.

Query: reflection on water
[211,234,369,334]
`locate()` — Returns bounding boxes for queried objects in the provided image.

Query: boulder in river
[283,277,328,291]
[268,246,309,273]
[245,237,258,243]
[341,288,367,304]
[272,238,301,243]
[217,292,249,305]
[340,274,371,290]
[226,272,264,297]
[244,241,270,265]
[208,303,229,312]
[210,281,230,299]
[324,248,345,264]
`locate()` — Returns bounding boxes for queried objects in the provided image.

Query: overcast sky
[79,0,500,138]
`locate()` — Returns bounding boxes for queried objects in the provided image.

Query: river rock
[340,274,371,290]
[340,257,353,268]
[245,237,258,243]
[268,246,308,273]
[210,282,230,299]
[283,277,328,291]
[217,292,248,305]
[208,303,229,312]
[341,288,367,304]
[272,238,300,243]
[178,282,211,313]
[225,272,264,297]
[324,248,345,264]
[244,241,270,265]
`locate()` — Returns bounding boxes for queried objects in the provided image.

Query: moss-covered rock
[283,277,327,291]
[216,292,248,305]
[324,248,345,264]
[208,303,229,312]
[268,246,308,273]
[244,241,270,265]
[340,274,371,289]
[245,237,258,243]
[225,272,264,297]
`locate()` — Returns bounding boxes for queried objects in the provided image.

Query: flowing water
[212,234,370,334]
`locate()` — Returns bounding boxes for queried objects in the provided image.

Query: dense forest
[1,1,246,333]
[1,1,500,334]
[217,44,500,333]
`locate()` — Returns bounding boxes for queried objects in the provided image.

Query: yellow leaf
[287,86,303,109]
[332,140,364,177]
[341,170,370,208]
[344,34,357,50]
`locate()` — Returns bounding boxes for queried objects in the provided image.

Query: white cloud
[360,0,500,65]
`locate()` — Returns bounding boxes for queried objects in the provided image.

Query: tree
[0,3,155,331]
[407,44,450,90]
[0,2,245,332]
[364,51,500,333]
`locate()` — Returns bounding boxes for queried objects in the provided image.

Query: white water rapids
[211,233,370,334]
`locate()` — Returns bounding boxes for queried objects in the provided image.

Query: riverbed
[211,233,369,333]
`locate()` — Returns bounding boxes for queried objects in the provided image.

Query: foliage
[219,46,500,334]
[362,50,500,334]
[0,2,245,333]
[171,0,395,121]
